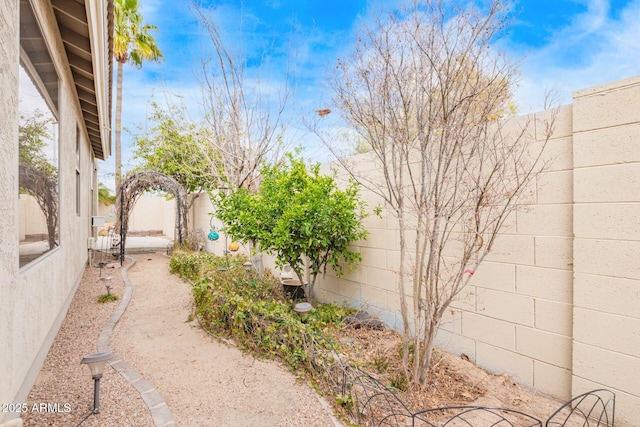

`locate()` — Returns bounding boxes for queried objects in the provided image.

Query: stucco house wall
[0,1,112,426]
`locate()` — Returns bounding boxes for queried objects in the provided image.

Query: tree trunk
[419,322,438,389]
[397,211,411,375]
[115,61,124,188]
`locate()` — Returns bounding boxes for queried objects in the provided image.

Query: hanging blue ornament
[208,229,220,241]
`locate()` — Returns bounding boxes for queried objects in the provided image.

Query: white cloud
[513,0,640,113]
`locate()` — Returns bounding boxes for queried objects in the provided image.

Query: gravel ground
[22,253,341,427]
[23,256,152,427]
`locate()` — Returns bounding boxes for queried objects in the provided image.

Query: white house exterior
[0,1,112,425]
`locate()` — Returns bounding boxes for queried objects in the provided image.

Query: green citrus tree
[215,155,369,303]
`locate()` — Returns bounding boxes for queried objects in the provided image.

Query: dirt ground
[115,254,569,425]
[23,251,573,427]
[112,254,341,427]
[23,253,340,427]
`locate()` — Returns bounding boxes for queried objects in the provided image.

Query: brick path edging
[96,256,176,427]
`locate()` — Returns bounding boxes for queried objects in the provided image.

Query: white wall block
[573,342,640,396]
[536,105,573,141]
[461,312,515,350]
[536,170,573,204]
[343,262,368,284]
[516,266,573,303]
[449,287,476,312]
[359,247,387,268]
[534,236,573,269]
[574,203,640,240]
[573,273,640,319]
[574,163,640,204]
[361,285,396,311]
[533,360,572,399]
[438,308,463,334]
[574,239,640,280]
[365,266,398,292]
[475,288,534,326]
[476,342,534,387]
[484,234,536,265]
[516,326,572,368]
[366,228,400,250]
[573,308,640,357]
[574,75,640,132]
[516,204,573,236]
[527,136,573,172]
[574,122,640,168]
[469,262,516,292]
[435,329,477,361]
[534,299,572,336]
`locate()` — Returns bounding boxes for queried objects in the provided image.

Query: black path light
[80,352,113,414]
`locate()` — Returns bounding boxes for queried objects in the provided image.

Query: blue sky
[102,0,640,187]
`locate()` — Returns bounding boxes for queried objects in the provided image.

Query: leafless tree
[190,2,291,192]
[311,0,557,387]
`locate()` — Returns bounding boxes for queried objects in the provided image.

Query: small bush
[170,250,251,281]
[170,251,354,370]
[372,350,389,372]
[389,373,408,392]
[98,293,119,303]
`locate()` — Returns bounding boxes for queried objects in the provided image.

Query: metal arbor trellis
[115,171,188,263]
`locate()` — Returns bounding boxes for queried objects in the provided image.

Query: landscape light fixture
[80,351,113,414]
[294,302,312,321]
[99,276,113,294]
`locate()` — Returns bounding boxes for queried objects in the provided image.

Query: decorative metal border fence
[307,335,615,427]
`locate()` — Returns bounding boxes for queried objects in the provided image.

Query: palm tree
[98,183,116,205]
[113,0,163,188]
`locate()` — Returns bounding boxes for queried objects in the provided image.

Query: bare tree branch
[309,0,557,388]
[189,2,292,192]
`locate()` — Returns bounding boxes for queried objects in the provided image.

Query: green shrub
[97,293,119,303]
[170,250,249,281]
[171,251,354,370]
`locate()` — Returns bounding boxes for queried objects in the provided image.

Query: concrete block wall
[194,75,640,425]
[315,157,405,328]
[189,192,250,257]
[314,106,578,397]
[570,76,640,426]
[97,194,174,237]
[442,105,576,398]
[313,76,640,425]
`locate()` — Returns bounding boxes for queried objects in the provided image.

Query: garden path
[110,253,342,427]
